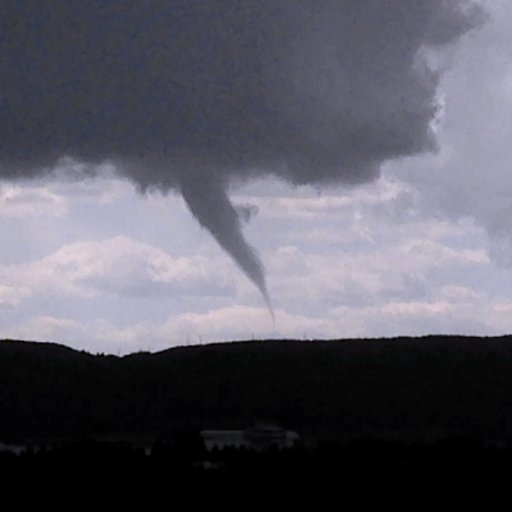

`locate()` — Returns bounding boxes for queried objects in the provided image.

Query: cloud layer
[4,174,512,355]
[0,1,484,298]
[0,1,483,176]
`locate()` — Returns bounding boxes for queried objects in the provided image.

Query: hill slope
[2,336,512,443]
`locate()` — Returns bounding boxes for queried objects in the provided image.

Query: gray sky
[1,0,511,353]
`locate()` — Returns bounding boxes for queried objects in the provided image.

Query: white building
[201,424,299,452]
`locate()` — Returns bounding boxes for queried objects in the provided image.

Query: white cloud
[0,183,68,218]
[386,1,512,269]
[262,218,489,313]
[3,315,85,344]
[75,306,332,353]
[7,290,512,355]
[437,285,483,302]
[0,284,32,308]
[0,236,235,305]
[236,177,413,221]
[1,172,508,354]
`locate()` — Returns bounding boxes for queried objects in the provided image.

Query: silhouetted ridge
[0,338,93,358]
[2,336,512,444]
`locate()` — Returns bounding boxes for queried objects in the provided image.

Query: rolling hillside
[2,336,512,444]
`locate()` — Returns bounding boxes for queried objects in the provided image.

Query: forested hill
[2,336,512,444]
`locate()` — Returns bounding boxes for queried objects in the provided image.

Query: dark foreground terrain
[3,335,512,443]
[3,335,512,495]
[1,436,511,498]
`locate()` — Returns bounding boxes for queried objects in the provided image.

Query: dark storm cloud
[0,0,483,300]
